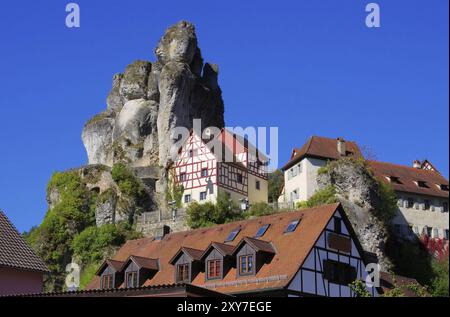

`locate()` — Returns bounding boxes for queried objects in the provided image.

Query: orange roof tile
[86,203,342,294]
[368,160,449,198]
[282,136,362,170]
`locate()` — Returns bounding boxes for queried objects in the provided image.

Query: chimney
[413,160,422,169]
[155,225,171,240]
[337,137,346,156]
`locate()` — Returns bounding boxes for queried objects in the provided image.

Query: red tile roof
[368,160,449,198]
[282,136,362,170]
[0,210,49,273]
[86,203,343,294]
[123,256,159,271]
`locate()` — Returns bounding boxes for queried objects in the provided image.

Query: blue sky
[0,0,448,232]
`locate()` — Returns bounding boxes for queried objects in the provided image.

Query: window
[424,200,431,210]
[199,191,207,201]
[101,274,113,289]
[189,149,196,158]
[292,167,298,177]
[323,260,356,286]
[126,271,138,288]
[298,162,303,174]
[426,227,433,237]
[443,202,449,213]
[184,194,191,203]
[397,198,403,207]
[440,184,449,192]
[417,181,429,188]
[255,180,260,190]
[254,224,270,238]
[290,189,299,201]
[444,229,449,240]
[285,219,300,233]
[176,264,190,282]
[239,255,254,275]
[407,198,414,208]
[433,228,439,238]
[334,217,342,234]
[201,168,208,177]
[236,174,243,184]
[179,173,187,182]
[207,260,221,279]
[225,228,240,242]
[389,176,402,184]
[413,226,419,235]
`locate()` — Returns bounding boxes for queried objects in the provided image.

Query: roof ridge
[368,159,442,174]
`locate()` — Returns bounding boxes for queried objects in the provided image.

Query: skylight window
[224,228,240,242]
[285,219,300,233]
[254,224,270,238]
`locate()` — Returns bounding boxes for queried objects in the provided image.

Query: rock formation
[316,158,393,271]
[82,21,225,171]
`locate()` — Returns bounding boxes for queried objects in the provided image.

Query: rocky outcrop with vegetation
[315,157,396,271]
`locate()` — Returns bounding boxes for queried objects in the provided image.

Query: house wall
[247,174,268,204]
[282,157,327,204]
[0,267,44,296]
[287,209,380,297]
[393,192,449,239]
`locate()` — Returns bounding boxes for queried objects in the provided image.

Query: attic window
[285,219,300,233]
[225,228,240,242]
[388,176,402,184]
[125,271,138,288]
[254,224,270,238]
[417,181,429,188]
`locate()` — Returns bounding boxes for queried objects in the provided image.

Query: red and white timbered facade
[174,129,269,206]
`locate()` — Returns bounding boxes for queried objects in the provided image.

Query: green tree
[186,192,243,228]
[268,169,284,203]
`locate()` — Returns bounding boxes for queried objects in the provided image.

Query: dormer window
[101,274,113,289]
[439,184,449,192]
[126,271,138,288]
[170,247,203,283]
[176,264,190,282]
[233,237,275,277]
[388,176,402,184]
[238,255,254,275]
[201,242,234,281]
[207,260,221,279]
[96,259,125,290]
[417,181,429,188]
[121,255,159,289]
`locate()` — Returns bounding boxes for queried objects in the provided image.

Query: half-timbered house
[82,203,383,297]
[174,129,269,207]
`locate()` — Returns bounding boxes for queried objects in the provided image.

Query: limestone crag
[82,21,225,171]
[316,159,393,271]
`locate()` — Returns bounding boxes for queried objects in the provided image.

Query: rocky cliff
[82,21,225,170]
[316,158,396,271]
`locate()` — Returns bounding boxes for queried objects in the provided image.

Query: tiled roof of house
[379,272,425,297]
[124,255,159,271]
[86,203,344,294]
[0,210,49,273]
[282,136,362,170]
[368,160,449,198]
